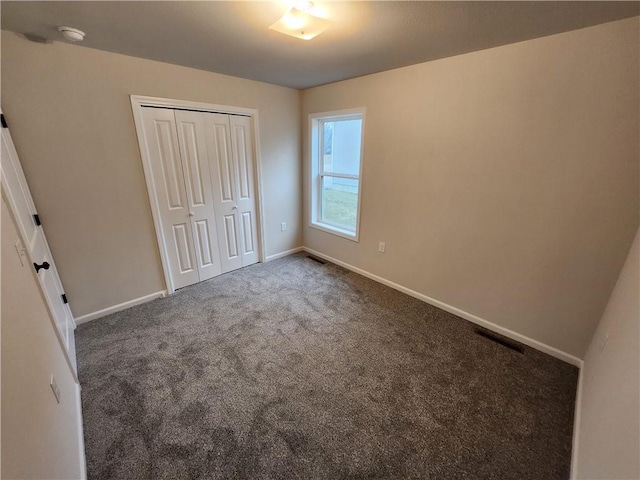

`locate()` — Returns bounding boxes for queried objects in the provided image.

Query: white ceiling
[2,1,638,89]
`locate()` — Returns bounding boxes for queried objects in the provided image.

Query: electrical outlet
[50,375,61,404]
[378,241,386,253]
[281,222,287,232]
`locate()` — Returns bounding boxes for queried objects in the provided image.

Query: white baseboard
[303,247,584,367]
[570,366,585,479]
[265,246,304,261]
[74,291,167,325]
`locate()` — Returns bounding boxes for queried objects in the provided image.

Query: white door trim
[130,95,267,294]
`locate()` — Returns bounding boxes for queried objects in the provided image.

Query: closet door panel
[223,215,239,258]
[241,211,255,255]
[181,122,206,206]
[156,121,186,210]
[141,107,198,289]
[229,115,259,266]
[173,223,194,273]
[175,110,223,281]
[195,220,214,267]
[235,126,251,200]
[205,113,243,273]
[214,123,235,202]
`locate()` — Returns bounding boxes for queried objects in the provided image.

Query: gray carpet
[76,253,578,479]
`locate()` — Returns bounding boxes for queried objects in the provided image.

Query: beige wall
[1,196,85,479]
[574,228,639,479]
[1,31,302,317]
[302,18,639,358]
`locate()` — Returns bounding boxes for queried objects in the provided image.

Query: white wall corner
[570,366,584,480]
[265,246,304,262]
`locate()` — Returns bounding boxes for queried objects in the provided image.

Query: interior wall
[1,196,85,479]
[1,31,302,317]
[574,228,639,479]
[301,17,639,358]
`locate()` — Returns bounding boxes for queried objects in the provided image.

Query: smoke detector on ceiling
[58,26,85,42]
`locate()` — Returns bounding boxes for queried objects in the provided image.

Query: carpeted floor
[76,253,578,479]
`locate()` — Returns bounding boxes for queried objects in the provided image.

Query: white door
[1,115,77,373]
[141,107,199,290]
[174,110,222,281]
[206,114,259,272]
[138,106,260,290]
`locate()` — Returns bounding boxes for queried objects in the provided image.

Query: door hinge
[33,214,42,226]
[61,294,68,304]
[1,114,7,129]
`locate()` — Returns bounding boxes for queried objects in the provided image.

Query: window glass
[322,119,362,176]
[321,177,359,231]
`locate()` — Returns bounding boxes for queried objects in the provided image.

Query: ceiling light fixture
[58,26,85,42]
[269,3,333,41]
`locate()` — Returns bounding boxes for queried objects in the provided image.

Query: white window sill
[310,221,359,242]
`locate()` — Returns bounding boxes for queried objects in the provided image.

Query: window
[309,108,365,241]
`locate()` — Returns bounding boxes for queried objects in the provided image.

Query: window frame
[309,107,365,242]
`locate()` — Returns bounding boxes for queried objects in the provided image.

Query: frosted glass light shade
[269,8,333,40]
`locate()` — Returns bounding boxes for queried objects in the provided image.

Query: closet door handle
[34,261,50,273]
[188,212,194,217]
[232,205,238,210]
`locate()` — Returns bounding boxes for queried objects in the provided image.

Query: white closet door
[174,110,222,281]
[1,121,77,372]
[229,115,259,267]
[141,107,199,289]
[205,113,243,273]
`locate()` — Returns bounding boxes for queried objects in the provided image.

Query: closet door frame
[130,95,266,294]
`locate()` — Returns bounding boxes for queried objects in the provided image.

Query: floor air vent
[475,329,525,354]
[306,255,327,265]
